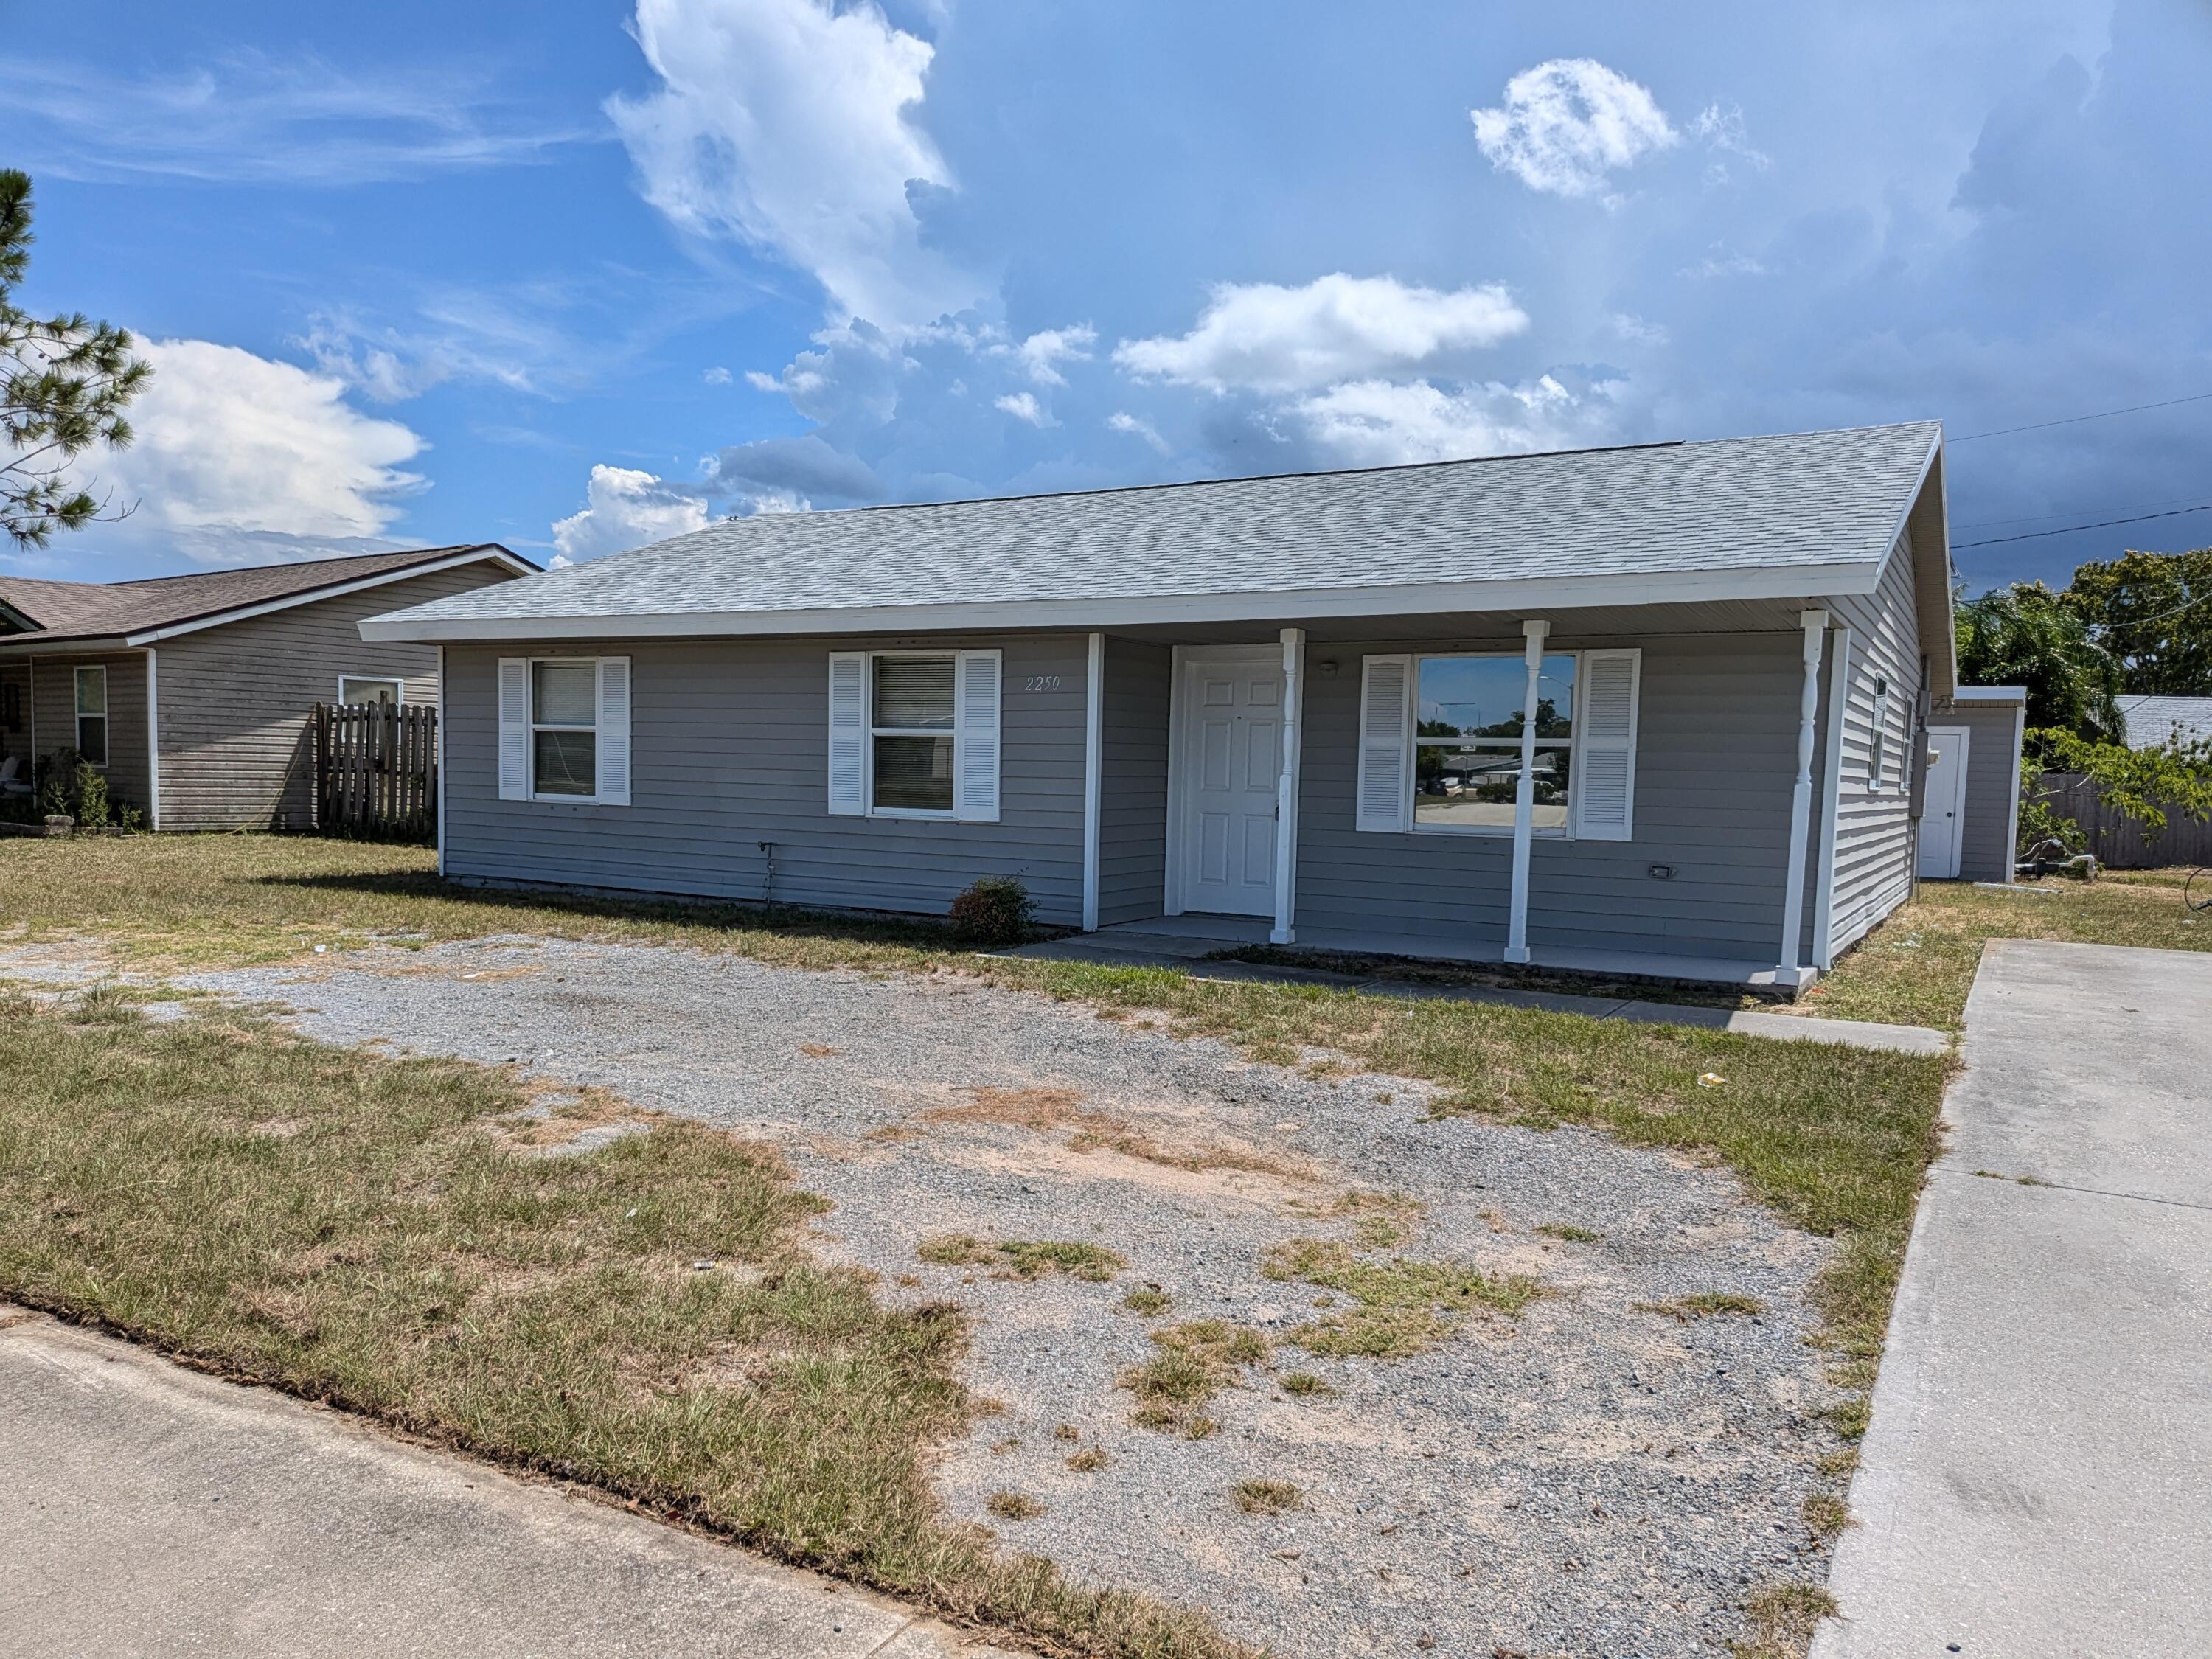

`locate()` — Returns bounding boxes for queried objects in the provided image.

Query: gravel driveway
[27,934,1846,1657]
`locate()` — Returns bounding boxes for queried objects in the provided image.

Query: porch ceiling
[1107,593,1832,646]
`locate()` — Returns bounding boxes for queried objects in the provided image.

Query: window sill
[868,806,959,821]
[1410,824,1572,840]
[529,793,601,806]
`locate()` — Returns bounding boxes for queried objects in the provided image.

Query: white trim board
[145,646,160,830]
[357,559,1887,644]
[1081,632,1104,933]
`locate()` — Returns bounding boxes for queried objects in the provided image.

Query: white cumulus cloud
[1113,274,1528,394]
[1471,59,1678,200]
[550,464,710,563]
[1289,375,1600,467]
[83,338,425,558]
[995,390,1052,426]
[608,0,981,333]
[1006,324,1096,386]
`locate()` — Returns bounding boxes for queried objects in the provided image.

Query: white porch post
[1505,619,1549,965]
[1081,631,1104,932]
[145,646,160,832]
[1271,627,1306,945]
[1778,608,1829,986]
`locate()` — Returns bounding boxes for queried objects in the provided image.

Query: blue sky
[6,0,2208,591]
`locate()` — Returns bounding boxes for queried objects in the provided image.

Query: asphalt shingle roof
[2120,695,2212,749]
[368,422,1942,638]
[0,546,523,644]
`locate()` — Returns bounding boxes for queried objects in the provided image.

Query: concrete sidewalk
[1010,931,1951,1055]
[0,1310,1014,1659]
[1812,940,2212,1658]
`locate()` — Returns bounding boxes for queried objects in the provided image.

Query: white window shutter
[953,649,1003,823]
[595,657,631,806]
[1573,648,1641,841]
[1355,654,1413,833]
[827,652,867,815]
[498,658,529,801]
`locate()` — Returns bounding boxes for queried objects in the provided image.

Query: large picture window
[1412,653,1576,833]
[74,666,108,767]
[871,654,957,813]
[531,660,598,798]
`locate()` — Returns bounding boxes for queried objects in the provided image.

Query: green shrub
[72,761,111,829]
[947,876,1037,946]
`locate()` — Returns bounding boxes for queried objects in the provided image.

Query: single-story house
[363,422,1962,990]
[0,545,531,830]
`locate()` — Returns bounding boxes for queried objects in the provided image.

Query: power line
[1950,390,2212,442]
[1954,500,2212,548]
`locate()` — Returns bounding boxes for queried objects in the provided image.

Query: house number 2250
[1023,675,1062,692]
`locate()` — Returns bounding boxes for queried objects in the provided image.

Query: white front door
[1175,648,1283,916]
[1919,725,1971,880]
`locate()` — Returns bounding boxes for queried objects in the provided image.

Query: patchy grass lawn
[4,834,1950,1472]
[0,987,1237,1658]
[1793,868,2210,1032]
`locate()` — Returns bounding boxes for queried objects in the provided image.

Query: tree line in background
[1957,551,2212,859]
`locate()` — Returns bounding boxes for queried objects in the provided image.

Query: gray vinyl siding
[1097,637,1170,925]
[1295,632,1808,964]
[1822,532,1924,954]
[28,653,150,814]
[1941,700,2023,883]
[441,635,1088,925]
[153,563,512,832]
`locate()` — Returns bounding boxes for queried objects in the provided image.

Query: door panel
[1178,653,1284,917]
[1917,726,1970,880]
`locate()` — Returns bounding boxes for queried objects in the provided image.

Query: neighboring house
[0,546,532,830]
[2118,693,2212,750]
[364,423,1959,990]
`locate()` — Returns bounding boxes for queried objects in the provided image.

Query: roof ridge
[109,543,490,590]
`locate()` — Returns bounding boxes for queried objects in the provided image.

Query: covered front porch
[1073,598,1845,992]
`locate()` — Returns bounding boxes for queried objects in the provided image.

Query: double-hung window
[871,654,958,814]
[74,666,108,767]
[827,649,1001,821]
[496,656,631,806]
[1411,653,1577,833]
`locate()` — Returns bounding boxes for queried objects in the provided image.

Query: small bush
[947,876,1037,946]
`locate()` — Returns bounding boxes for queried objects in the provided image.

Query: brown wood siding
[153,562,515,832]
[27,653,150,814]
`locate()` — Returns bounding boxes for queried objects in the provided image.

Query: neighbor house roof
[2120,694,2212,749]
[0,545,535,650]
[362,421,1947,644]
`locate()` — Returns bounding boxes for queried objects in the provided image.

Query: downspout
[1777,609,1829,987]
[1812,623,1851,970]
[1271,627,1306,946]
[1505,619,1550,965]
[1082,631,1104,932]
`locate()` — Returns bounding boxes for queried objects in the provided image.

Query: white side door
[1918,725,1971,879]
[1176,650,1283,916]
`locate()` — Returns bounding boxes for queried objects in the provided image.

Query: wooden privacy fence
[2044,771,2212,869]
[314,701,437,841]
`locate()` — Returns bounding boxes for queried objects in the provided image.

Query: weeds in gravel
[1731,1580,1840,1659]
[1537,1222,1604,1243]
[1119,1287,1172,1316]
[1635,1293,1767,1321]
[1801,1492,1852,1545]
[987,1492,1045,1522]
[917,1234,1125,1282]
[1263,1238,1543,1359]
[0,998,1242,1659]
[1230,1480,1303,1515]
[1066,1447,1109,1473]
[1121,1321,1270,1436]
[1279,1372,1330,1399]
